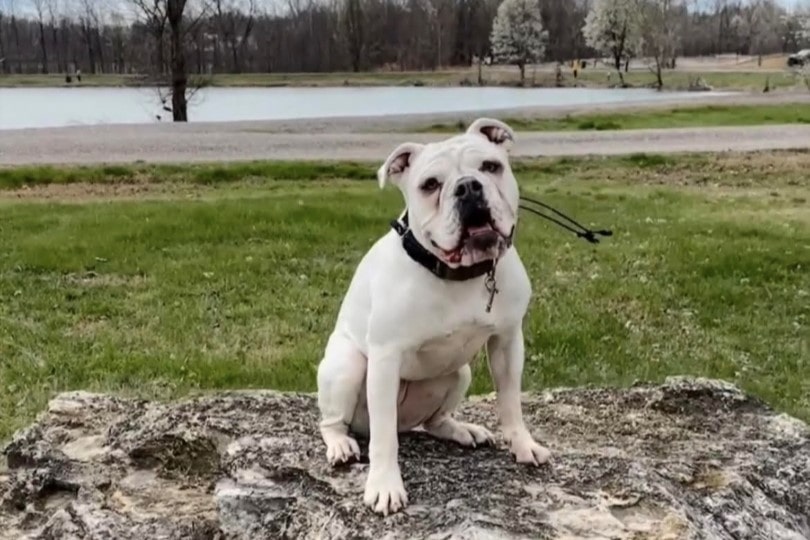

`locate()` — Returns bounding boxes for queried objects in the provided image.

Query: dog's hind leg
[317,332,366,466]
[422,365,494,447]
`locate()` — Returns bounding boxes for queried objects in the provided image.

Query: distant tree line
[1,0,808,77]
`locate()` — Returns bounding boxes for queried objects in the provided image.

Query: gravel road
[2,123,809,165]
[2,93,810,165]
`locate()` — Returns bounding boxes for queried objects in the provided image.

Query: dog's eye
[480,160,502,174]
[421,177,440,193]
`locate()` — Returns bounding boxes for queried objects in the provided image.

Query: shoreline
[1,90,808,135]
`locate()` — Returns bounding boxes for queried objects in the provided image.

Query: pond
[0,86,719,130]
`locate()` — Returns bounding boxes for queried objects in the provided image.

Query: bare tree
[712,0,731,53]
[46,0,64,72]
[8,0,23,73]
[640,0,684,89]
[129,0,210,121]
[77,0,99,73]
[744,0,781,65]
[213,0,256,72]
[109,10,127,72]
[0,0,7,74]
[167,0,189,119]
[31,0,49,72]
[130,0,168,74]
[341,0,364,71]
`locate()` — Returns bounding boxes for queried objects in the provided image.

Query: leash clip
[484,259,499,313]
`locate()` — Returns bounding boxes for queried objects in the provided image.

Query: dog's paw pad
[325,435,361,466]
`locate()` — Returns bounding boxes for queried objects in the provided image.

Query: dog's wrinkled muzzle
[455,177,491,230]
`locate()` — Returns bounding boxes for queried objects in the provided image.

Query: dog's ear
[466,117,515,148]
[377,142,424,189]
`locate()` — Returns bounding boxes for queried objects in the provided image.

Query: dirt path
[2,123,809,166]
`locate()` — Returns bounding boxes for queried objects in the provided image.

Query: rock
[1,377,809,539]
[688,77,713,92]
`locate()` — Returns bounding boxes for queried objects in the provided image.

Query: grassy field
[421,104,810,133]
[0,151,808,440]
[1,66,807,91]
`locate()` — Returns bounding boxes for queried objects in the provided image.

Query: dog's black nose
[455,177,483,200]
[455,177,490,227]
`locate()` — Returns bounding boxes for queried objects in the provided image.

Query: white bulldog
[316,117,550,516]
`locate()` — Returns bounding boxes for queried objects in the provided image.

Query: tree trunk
[654,55,663,90]
[477,54,483,86]
[196,37,204,74]
[82,25,97,74]
[436,24,441,70]
[11,16,22,73]
[518,62,525,85]
[95,29,106,73]
[155,28,166,75]
[168,0,188,122]
[52,25,63,73]
[230,42,239,73]
[0,16,8,74]
[212,36,220,73]
[38,21,49,73]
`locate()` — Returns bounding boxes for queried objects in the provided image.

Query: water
[0,86,718,130]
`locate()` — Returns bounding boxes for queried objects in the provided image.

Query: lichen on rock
[1,377,809,539]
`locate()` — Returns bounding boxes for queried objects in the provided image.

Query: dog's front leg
[487,326,550,465]
[363,345,408,515]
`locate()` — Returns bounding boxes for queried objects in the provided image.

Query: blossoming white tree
[582,0,643,85]
[489,0,547,85]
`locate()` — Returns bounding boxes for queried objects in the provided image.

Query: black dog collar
[390,211,510,282]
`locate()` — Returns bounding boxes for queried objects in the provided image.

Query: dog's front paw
[508,431,550,466]
[324,432,361,466]
[363,467,408,516]
[459,422,496,447]
[425,417,494,448]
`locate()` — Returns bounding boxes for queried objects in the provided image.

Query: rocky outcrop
[1,377,808,539]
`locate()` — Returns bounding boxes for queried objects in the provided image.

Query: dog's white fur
[316,118,550,516]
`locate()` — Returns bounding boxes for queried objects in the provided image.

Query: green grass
[1,152,808,440]
[0,161,374,190]
[574,69,806,91]
[422,104,810,133]
[1,67,807,91]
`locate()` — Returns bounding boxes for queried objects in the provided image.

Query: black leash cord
[518,195,613,244]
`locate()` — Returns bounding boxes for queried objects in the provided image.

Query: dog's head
[378,118,518,268]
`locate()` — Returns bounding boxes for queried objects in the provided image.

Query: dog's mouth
[431,223,506,265]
